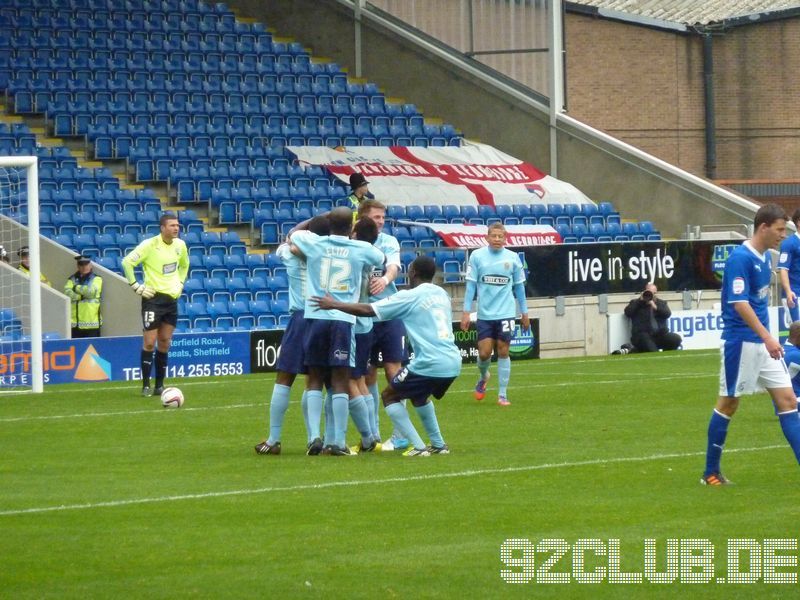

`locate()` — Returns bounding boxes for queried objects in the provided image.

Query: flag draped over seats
[399,221,561,248]
[288,141,592,207]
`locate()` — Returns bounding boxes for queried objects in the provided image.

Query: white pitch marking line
[0,373,713,424]
[0,444,785,517]
[0,403,262,423]
[0,350,718,397]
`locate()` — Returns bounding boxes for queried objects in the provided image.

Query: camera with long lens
[641,290,654,301]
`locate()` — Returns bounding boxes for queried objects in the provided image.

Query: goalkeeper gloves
[130,281,155,299]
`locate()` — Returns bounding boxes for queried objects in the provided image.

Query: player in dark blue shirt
[783,321,800,402]
[702,204,800,485]
[777,209,800,324]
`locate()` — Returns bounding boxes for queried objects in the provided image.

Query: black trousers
[631,330,682,353]
[72,327,100,339]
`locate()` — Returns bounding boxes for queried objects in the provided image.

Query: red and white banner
[401,221,561,248]
[288,142,592,207]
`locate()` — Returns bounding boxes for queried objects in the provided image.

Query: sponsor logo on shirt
[732,277,745,295]
[481,274,510,285]
[781,252,789,263]
[163,262,177,274]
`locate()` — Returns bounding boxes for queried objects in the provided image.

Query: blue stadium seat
[229,300,254,328]
[183,278,208,303]
[246,276,270,302]
[186,301,212,329]
[622,222,639,237]
[226,277,250,303]
[423,205,445,223]
[442,205,461,223]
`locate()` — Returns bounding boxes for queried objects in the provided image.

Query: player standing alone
[460,223,529,406]
[702,204,800,485]
[122,213,189,397]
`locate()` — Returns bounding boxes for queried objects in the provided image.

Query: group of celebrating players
[121,174,530,457]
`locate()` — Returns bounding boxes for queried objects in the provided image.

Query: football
[160,387,184,408]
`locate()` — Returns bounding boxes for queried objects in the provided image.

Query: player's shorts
[276,310,308,375]
[351,330,374,378]
[303,319,355,369]
[370,319,407,366]
[389,366,456,405]
[476,318,516,343]
[141,293,178,331]
[719,339,792,397]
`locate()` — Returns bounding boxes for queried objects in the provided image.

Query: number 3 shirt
[372,283,462,378]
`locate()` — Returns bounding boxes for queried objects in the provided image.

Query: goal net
[0,156,43,393]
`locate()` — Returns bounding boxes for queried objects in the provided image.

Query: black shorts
[389,367,456,404]
[141,293,179,331]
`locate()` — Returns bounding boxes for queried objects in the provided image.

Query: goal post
[0,155,43,393]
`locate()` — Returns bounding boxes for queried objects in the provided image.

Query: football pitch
[1,350,798,598]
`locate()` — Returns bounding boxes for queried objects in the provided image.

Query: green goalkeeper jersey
[122,234,189,299]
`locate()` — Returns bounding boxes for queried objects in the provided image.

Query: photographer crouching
[622,283,682,353]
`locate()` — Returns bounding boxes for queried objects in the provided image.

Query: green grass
[1,350,798,598]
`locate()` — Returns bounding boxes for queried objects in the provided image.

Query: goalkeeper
[122,213,189,397]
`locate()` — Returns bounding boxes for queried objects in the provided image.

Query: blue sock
[300,390,311,444]
[704,409,731,477]
[368,381,380,435]
[362,393,378,439]
[778,410,800,464]
[349,395,373,444]
[332,392,350,448]
[385,402,426,450]
[497,357,511,397]
[477,357,491,380]
[323,391,334,446]
[415,401,444,448]
[305,389,323,442]
[267,384,291,444]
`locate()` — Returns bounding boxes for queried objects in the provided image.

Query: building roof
[568,1,800,27]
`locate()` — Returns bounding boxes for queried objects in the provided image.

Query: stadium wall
[566,14,800,181]
[2,216,142,338]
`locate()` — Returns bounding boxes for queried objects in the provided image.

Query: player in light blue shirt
[347,216,384,452]
[312,255,460,456]
[461,223,529,406]
[777,209,800,324]
[359,199,409,451]
[255,215,330,456]
[703,204,800,485]
[289,207,385,456]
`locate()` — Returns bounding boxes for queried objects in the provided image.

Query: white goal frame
[0,155,43,393]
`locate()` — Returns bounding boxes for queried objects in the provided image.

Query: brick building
[565,1,800,181]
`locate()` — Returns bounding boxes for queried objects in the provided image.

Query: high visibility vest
[348,193,361,223]
[64,271,103,330]
[18,264,52,286]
